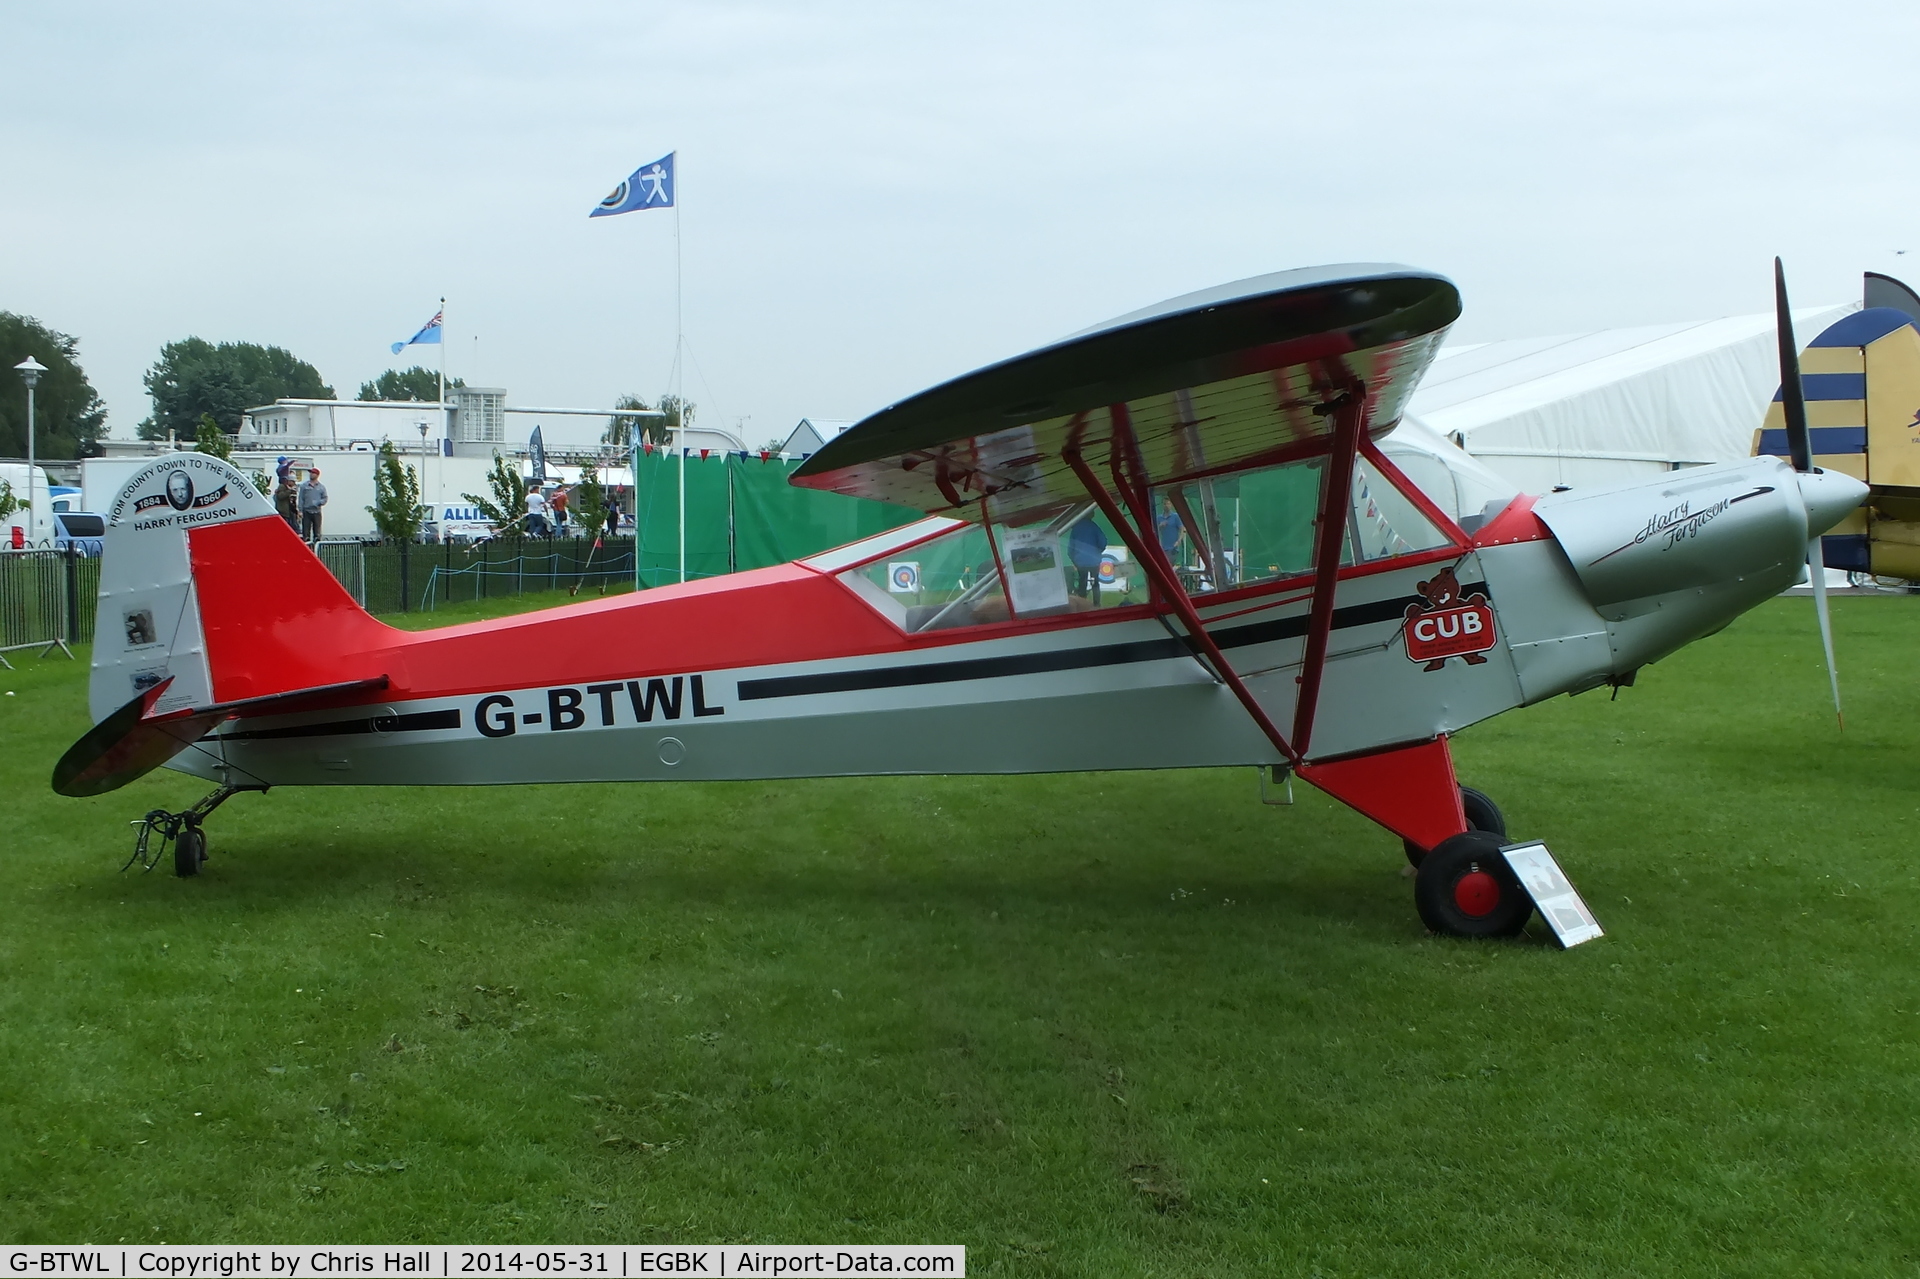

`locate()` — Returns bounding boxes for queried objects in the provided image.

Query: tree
[0,478,18,524]
[603,393,691,449]
[573,463,609,541]
[603,394,649,449]
[657,393,694,447]
[357,367,465,402]
[460,450,527,537]
[0,312,107,459]
[194,413,233,459]
[367,441,424,543]
[139,338,332,440]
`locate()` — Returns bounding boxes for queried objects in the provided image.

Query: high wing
[793,264,1463,773]
[791,263,1460,523]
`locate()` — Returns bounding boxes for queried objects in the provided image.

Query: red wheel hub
[1453,869,1501,917]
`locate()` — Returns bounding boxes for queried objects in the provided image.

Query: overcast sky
[4,1,1917,449]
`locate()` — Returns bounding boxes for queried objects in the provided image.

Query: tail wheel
[174,827,206,878]
[1404,785,1508,867]
[1414,831,1532,938]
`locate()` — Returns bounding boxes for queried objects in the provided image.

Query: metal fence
[0,547,97,663]
[0,539,634,654]
[314,536,640,614]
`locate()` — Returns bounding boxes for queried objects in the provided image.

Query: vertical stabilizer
[91,457,275,722]
[1754,305,1920,576]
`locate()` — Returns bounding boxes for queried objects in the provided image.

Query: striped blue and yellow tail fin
[1757,285,1920,577]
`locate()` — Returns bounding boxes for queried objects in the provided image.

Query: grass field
[2,595,1918,1274]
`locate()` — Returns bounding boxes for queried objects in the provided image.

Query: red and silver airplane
[55,264,1864,936]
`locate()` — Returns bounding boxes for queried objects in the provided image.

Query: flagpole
[675,153,686,585]
[436,296,446,520]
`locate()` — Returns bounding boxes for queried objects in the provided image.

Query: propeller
[1773,256,1844,728]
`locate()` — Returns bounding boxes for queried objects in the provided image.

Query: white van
[0,463,54,548]
[424,501,495,544]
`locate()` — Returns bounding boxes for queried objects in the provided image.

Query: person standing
[525,482,551,538]
[298,468,328,542]
[1067,516,1106,600]
[273,466,299,532]
[549,484,571,535]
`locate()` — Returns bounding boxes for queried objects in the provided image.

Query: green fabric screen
[632,450,731,586]
[729,455,920,572]
[630,450,920,587]
[630,448,1326,593]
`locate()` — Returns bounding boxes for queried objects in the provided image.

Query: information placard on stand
[1502,841,1605,948]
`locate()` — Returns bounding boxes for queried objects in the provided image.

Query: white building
[780,418,855,457]
[237,389,745,459]
[239,394,475,454]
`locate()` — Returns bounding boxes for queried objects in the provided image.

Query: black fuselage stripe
[737,581,1485,701]
[219,708,462,741]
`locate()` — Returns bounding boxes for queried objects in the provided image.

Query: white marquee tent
[1404,303,1858,495]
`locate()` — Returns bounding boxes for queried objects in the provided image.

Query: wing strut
[1291,388,1365,756]
[1067,391,1367,768]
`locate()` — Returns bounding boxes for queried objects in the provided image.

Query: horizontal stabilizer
[53,675,389,798]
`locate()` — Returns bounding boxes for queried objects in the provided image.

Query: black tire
[174,827,206,878]
[1459,786,1507,839]
[1414,831,1531,937]
[1405,785,1509,866]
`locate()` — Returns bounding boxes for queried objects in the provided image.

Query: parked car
[53,511,106,556]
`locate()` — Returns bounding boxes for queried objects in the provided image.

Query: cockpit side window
[838,522,1011,632]
[838,447,1462,628]
[836,505,1147,633]
[1345,456,1455,563]
[1152,452,1456,596]
[1156,455,1325,594]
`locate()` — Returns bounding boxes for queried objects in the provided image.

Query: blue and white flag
[390,309,443,355]
[590,152,675,218]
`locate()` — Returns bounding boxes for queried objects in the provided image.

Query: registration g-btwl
[4,1247,963,1278]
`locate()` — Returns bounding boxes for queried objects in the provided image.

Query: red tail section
[187,517,397,703]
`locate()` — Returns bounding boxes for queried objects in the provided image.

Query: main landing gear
[1405,786,1531,938]
[124,784,268,878]
[1414,828,1532,938]
[1293,741,1538,940]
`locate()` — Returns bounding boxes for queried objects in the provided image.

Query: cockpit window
[1154,453,1454,595]
[837,450,1457,628]
[838,522,1010,632]
[836,506,1145,632]
[1156,456,1324,593]
[1346,457,1454,563]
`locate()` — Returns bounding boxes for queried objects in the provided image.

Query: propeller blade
[1806,537,1843,728]
[1777,261,1844,727]
[1774,256,1812,472]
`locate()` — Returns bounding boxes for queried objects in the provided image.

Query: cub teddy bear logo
[1402,566,1496,671]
